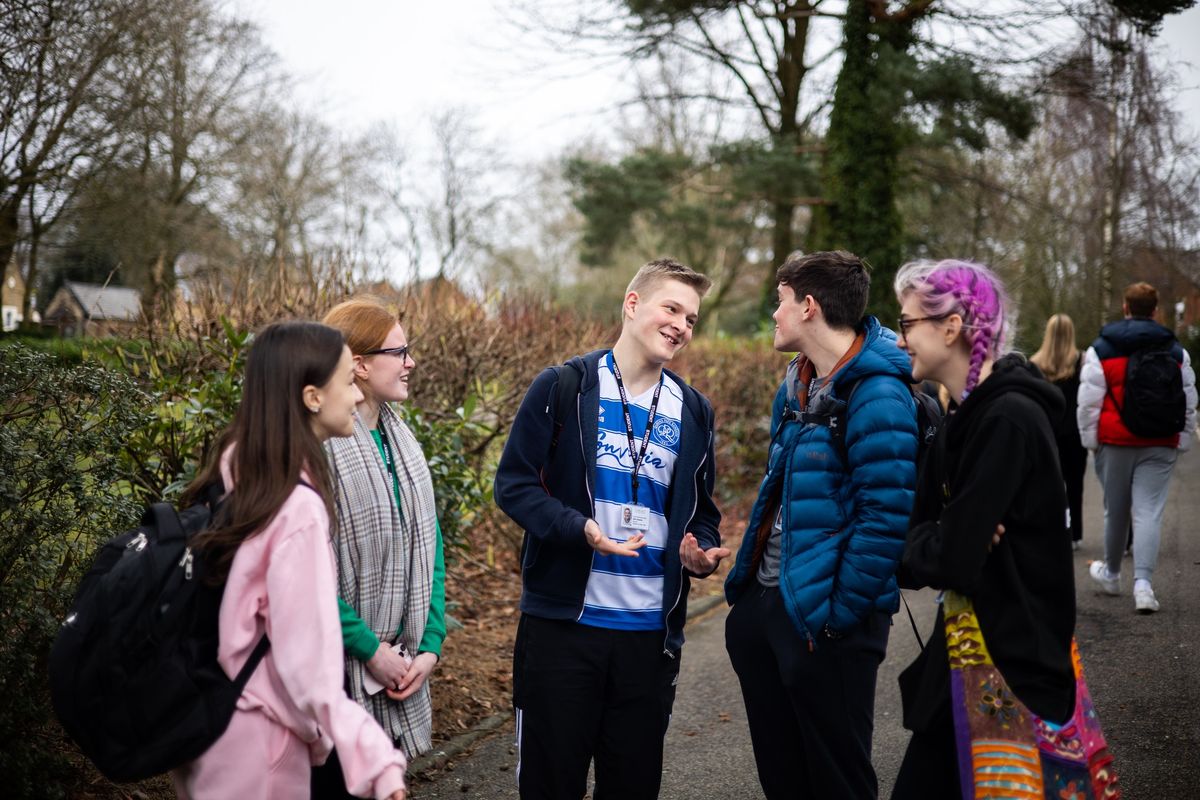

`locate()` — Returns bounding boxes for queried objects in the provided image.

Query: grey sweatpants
[1094,444,1178,581]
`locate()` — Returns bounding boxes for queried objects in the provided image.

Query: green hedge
[0,347,147,797]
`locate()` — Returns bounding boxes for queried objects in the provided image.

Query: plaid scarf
[325,402,438,755]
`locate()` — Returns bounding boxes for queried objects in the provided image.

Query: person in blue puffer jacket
[725,250,918,800]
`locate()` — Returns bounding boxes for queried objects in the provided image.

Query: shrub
[670,334,790,502]
[402,297,614,556]
[0,346,147,797]
[101,318,252,502]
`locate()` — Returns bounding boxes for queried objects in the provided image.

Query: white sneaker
[1089,561,1121,596]
[1134,585,1160,613]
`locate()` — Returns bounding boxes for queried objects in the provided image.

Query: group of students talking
[168,251,1192,800]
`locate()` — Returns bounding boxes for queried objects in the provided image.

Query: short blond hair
[626,258,712,300]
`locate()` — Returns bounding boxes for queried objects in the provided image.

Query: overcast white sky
[232,1,1200,160]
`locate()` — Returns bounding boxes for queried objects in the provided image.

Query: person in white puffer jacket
[1077,281,1197,614]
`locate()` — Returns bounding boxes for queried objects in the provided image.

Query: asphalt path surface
[412,448,1200,798]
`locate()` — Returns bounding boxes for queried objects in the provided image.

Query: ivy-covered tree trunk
[817,0,905,319]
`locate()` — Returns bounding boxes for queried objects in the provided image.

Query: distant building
[2,258,33,332]
[1128,246,1200,331]
[43,281,142,337]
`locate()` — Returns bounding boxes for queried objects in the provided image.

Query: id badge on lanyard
[611,354,662,533]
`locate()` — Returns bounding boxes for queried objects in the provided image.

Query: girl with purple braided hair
[889,260,1078,799]
[894,259,1009,403]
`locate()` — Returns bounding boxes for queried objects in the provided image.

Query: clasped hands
[364,642,437,702]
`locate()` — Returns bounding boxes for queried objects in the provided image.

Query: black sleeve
[900,416,1029,593]
[493,368,590,550]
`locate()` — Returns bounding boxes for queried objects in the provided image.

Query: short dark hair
[1124,281,1158,318]
[776,250,870,331]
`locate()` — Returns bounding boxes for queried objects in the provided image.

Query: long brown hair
[186,321,344,580]
[1030,313,1079,382]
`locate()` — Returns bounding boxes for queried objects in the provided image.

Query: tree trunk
[1100,17,1125,316]
[22,222,43,329]
[820,0,914,320]
[0,198,21,292]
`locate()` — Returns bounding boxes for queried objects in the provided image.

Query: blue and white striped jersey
[579,352,683,630]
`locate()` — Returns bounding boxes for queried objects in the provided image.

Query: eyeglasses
[897,315,949,335]
[362,342,413,360]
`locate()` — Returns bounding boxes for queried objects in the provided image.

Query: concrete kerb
[408,591,729,776]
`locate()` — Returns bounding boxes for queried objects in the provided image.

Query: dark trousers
[890,708,960,800]
[311,746,354,799]
[725,582,890,800]
[1058,438,1087,542]
[512,614,680,800]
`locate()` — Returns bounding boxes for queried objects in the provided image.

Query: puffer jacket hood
[1098,317,1177,354]
[832,320,915,390]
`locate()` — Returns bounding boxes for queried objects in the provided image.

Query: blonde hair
[322,296,399,356]
[626,258,712,300]
[1029,313,1079,382]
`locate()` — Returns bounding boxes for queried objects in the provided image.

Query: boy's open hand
[679,532,731,576]
[584,519,646,557]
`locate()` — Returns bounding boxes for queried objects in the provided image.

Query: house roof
[65,281,142,321]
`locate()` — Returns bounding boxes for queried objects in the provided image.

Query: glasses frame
[896,314,950,335]
[362,341,414,360]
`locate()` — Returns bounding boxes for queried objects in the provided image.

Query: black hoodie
[897,354,1076,731]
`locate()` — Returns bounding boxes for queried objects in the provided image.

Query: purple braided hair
[893,259,1009,401]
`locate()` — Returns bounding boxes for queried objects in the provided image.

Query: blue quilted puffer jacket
[725,316,918,642]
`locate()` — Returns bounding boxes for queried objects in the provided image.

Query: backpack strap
[900,593,924,651]
[1103,382,1124,417]
[546,362,583,466]
[232,634,271,691]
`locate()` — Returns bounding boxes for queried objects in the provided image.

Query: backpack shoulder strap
[232,634,271,690]
[547,362,583,464]
[825,377,865,464]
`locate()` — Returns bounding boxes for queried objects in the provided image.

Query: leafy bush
[671,334,790,502]
[101,318,252,502]
[0,346,147,797]
[400,397,495,552]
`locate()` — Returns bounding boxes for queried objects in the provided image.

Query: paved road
[412,449,1200,798]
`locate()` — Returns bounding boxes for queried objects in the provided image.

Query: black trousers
[512,614,680,800]
[725,582,890,800]
[1058,438,1088,542]
[890,707,960,800]
[311,745,355,799]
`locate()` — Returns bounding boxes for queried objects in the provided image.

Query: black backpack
[49,483,270,783]
[1107,342,1186,439]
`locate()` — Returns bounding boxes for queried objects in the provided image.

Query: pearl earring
[309,405,320,414]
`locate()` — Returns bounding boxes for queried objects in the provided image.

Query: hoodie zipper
[576,390,594,623]
[662,426,712,658]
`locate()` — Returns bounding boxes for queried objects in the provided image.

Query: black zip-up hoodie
[897,354,1076,730]
[494,349,722,656]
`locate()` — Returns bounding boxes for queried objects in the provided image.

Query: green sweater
[336,429,447,662]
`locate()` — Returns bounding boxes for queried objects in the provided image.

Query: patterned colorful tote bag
[943,591,1120,800]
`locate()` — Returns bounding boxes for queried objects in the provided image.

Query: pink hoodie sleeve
[265,497,407,799]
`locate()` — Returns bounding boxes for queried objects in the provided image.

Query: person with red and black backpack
[1078,281,1197,613]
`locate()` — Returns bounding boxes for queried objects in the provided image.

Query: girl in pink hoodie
[172,321,407,800]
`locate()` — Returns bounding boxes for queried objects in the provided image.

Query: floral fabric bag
[943,591,1121,800]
